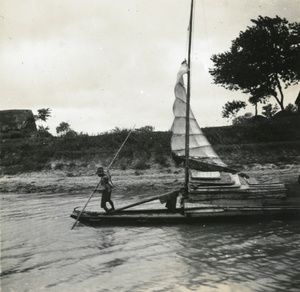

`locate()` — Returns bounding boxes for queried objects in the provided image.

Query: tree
[262,104,279,118]
[222,100,247,119]
[56,122,71,136]
[232,112,253,125]
[35,108,51,122]
[285,103,298,113]
[35,108,52,136]
[137,126,155,132]
[64,130,78,137]
[110,127,130,134]
[37,125,52,137]
[210,16,300,111]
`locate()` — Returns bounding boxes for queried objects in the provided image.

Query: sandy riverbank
[0,163,299,194]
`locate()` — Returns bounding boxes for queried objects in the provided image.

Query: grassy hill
[1,115,300,175]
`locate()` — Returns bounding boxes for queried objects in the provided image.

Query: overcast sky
[1,0,299,135]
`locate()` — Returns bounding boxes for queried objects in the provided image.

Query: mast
[184,0,194,198]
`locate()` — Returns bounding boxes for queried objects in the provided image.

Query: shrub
[54,163,64,170]
[154,154,169,167]
[68,162,76,168]
[135,160,150,170]
[120,163,127,170]
[134,170,142,176]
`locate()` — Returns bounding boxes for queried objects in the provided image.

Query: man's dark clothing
[99,174,115,213]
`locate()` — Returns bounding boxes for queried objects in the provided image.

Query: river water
[1,192,300,292]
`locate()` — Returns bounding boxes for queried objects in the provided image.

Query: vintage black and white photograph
[1,0,300,291]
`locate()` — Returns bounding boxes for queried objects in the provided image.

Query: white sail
[171,61,229,170]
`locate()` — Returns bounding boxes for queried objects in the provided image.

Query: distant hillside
[1,116,300,175]
[202,114,300,145]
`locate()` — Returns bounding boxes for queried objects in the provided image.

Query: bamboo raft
[70,180,300,226]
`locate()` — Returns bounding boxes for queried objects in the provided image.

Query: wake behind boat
[70,0,300,228]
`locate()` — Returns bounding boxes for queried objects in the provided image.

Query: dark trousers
[101,191,115,212]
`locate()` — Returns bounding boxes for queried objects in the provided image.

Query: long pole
[107,125,135,170]
[71,182,101,230]
[111,190,179,212]
[71,125,135,229]
[184,0,194,198]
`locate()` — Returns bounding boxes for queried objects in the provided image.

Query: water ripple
[1,193,300,292]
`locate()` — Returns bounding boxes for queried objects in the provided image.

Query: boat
[70,0,300,227]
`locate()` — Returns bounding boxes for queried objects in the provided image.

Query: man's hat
[96,167,105,175]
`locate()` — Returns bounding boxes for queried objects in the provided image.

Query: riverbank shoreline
[1,163,299,195]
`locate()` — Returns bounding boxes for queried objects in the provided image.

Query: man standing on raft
[96,167,115,213]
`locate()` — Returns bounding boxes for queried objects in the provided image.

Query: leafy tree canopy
[56,122,71,136]
[222,100,247,119]
[137,125,155,132]
[210,16,300,111]
[110,127,130,134]
[232,112,253,125]
[285,103,298,113]
[35,108,51,122]
[262,104,279,118]
[34,108,52,136]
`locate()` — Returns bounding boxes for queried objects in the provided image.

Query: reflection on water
[1,192,300,292]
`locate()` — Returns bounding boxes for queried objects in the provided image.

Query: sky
[1,0,299,135]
